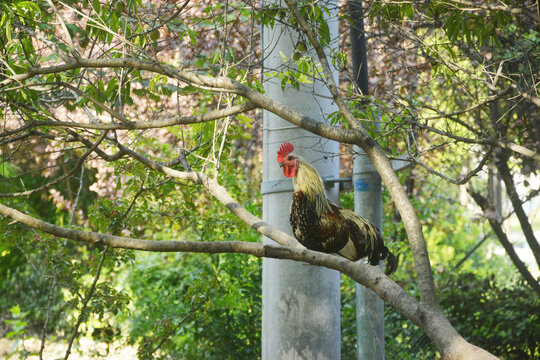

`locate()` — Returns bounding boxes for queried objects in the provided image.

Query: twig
[0,130,109,198]
[150,293,210,356]
[39,275,58,360]
[443,0,529,14]
[45,0,77,56]
[452,233,491,270]
[410,147,493,185]
[70,166,85,226]
[63,246,109,360]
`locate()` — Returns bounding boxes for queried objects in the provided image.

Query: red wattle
[283,165,297,178]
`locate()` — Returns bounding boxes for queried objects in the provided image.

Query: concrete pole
[349,0,385,358]
[261,1,341,359]
[353,156,385,360]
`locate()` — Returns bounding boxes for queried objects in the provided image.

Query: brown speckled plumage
[278,142,397,275]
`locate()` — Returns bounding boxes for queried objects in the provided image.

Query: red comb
[277,142,294,163]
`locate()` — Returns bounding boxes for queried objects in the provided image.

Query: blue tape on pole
[355,178,370,191]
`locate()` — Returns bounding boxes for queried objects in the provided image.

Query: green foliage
[0,0,537,358]
[4,305,29,340]
[439,273,540,359]
[124,252,261,359]
[3,305,29,359]
[0,219,64,336]
[265,52,322,91]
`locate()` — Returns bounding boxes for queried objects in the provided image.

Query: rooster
[277,142,397,275]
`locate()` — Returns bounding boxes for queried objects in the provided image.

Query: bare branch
[405,117,540,162]
[452,232,492,271]
[11,101,256,130]
[411,147,493,185]
[499,142,540,163]
[69,166,85,226]
[495,151,540,266]
[442,0,530,14]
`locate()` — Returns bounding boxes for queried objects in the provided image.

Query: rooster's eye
[287,156,292,160]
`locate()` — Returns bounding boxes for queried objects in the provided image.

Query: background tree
[0,0,538,359]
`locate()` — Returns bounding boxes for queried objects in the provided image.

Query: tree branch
[469,190,540,297]
[495,150,540,267]
[410,147,493,185]
[444,0,530,14]
[453,232,491,270]
[4,81,256,130]
[0,199,497,359]
[115,142,300,249]
[63,247,109,360]
[283,0,438,306]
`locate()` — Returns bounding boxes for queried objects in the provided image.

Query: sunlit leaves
[265,50,327,91]
[257,3,282,29]
[0,1,42,71]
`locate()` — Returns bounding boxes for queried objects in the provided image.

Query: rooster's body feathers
[277,142,397,275]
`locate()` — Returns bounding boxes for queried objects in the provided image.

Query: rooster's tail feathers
[382,248,398,275]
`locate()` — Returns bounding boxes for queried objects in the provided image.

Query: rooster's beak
[279,162,285,168]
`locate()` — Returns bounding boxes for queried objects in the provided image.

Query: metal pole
[261,1,341,359]
[349,0,385,358]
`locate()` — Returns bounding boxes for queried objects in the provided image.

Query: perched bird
[277,142,397,275]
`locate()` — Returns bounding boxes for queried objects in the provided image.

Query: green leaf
[0,162,17,178]
[404,4,414,20]
[9,305,21,316]
[92,0,101,12]
[318,21,330,46]
[187,28,198,46]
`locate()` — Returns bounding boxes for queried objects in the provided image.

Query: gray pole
[261,1,341,359]
[353,155,385,360]
[349,0,385,359]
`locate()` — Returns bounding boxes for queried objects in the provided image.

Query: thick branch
[0,200,409,313]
